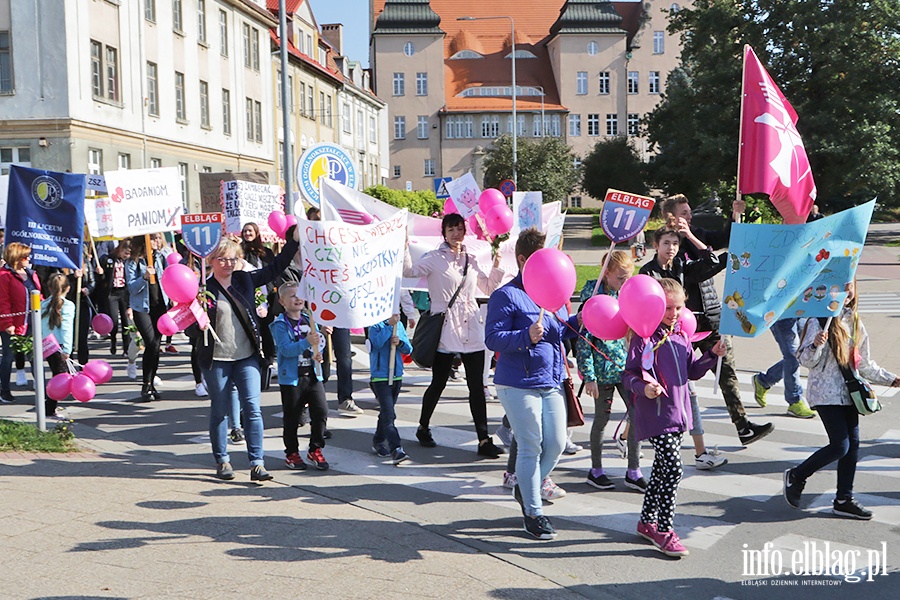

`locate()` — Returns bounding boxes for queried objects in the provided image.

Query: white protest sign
[85,197,115,239]
[445,172,481,220]
[512,191,543,236]
[298,210,407,329]
[222,180,283,242]
[105,167,183,237]
[544,212,566,249]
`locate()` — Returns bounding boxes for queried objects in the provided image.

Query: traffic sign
[181,213,223,258]
[499,179,516,198]
[434,177,452,199]
[600,189,655,243]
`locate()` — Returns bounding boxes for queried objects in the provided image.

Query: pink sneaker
[649,529,689,557]
[636,520,657,543]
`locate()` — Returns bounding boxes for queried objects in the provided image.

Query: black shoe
[783,468,805,508]
[229,428,245,444]
[587,472,616,490]
[738,421,774,445]
[149,385,161,400]
[512,484,526,516]
[523,514,557,540]
[216,462,235,480]
[139,384,153,403]
[416,427,437,448]
[0,390,13,404]
[832,497,873,520]
[323,429,333,440]
[110,340,117,355]
[477,438,504,458]
[250,466,273,481]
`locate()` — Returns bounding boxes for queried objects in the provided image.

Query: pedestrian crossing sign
[434,177,452,199]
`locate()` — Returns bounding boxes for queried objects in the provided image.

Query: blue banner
[720,200,875,337]
[6,165,85,270]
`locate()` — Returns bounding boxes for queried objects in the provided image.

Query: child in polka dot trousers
[622,279,726,557]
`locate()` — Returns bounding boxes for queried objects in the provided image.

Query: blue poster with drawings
[719,200,875,337]
[511,191,542,236]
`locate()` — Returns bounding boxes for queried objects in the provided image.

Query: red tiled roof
[269,29,344,85]
[265,0,305,14]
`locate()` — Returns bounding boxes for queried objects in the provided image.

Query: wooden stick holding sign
[144,234,156,284]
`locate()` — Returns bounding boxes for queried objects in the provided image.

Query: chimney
[320,23,344,56]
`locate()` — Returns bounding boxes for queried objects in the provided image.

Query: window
[416,72,427,96]
[287,75,293,112]
[90,41,103,97]
[254,101,262,142]
[87,149,102,175]
[342,103,352,133]
[587,41,598,56]
[0,31,12,93]
[299,82,306,116]
[653,31,664,54]
[0,147,31,176]
[307,85,314,118]
[598,71,610,95]
[416,116,428,139]
[357,110,364,147]
[118,153,131,170]
[90,41,119,102]
[517,114,526,137]
[576,71,588,95]
[587,113,600,136]
[276,70,283,108]
[606,113,618,136]
[393,165,401,178]
[200,80,210,128]
[175,71,185,120]
[251,28,259,70]
[105,47,118,101]
[449,50,484,60]
[424,159,435,177]
[197,0,206,43]
[242,23,250,67]
[393,73,404,96]
[219,10,228,56]
[403,42,415,56]
[393,116,406,139]
[245,97,253,140]
[570,196,582,208]
[306,34,313,56]
[324,94,332,127]
[369,116,376,143]
[178,162,188,207]
[222,89,231,135]
[568,114,581,137]
[670,4,681,14]
[627,71,638,94]
[147,62,159,115]
[173,0,183,32]
[627,113,639,136]
[150,158,162,169]
[649,71,661,94]
[549,114,561,137]
[465,116,473,138]
[145,0,156,22]
[481,115,499,138]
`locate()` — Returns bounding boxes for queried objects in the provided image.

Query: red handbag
[561,344,585,427]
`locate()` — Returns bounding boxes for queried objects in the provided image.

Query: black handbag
[839,363,881,416]
[411,255,468,369]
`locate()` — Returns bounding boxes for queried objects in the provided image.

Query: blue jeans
[371,380,402,451]
[757,318,803,404]
[203,356,264,467]
[0,331,14,393]
[496,384,566,517]
[331,327,353,402]
[793,405,859,501]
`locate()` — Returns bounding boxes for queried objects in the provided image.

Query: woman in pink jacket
[0,242,42,403]
[404,213,505,457]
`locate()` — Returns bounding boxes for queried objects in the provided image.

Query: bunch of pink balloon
[160,264,199,304]
[91,313,114,337]
[478,189,514,237]
[267,210,287,237]
[443,197,459,215]
[618,274,666,338]
[157,313,179,337]
[166,252,183,266]
[522,248,577,312]
[677,308,711,342]
[582,295,628,340]
[45,359,113,403]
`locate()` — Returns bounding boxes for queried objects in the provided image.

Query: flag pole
[591,242,616,296]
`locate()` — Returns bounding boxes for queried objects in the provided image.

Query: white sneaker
[540,477,567,500]
[126,364,138,380]
[195,382,207,397]
[564,439,583,455]
[615,434,628,459]
[339,399,364,416]
[502,471,517,489]
[153,376,162,387]
[695,447,728,470]
[15,370,27,387]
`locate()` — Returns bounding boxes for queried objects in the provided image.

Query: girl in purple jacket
[622,279,725,557]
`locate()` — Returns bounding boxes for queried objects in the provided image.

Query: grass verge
[0,418,77,452]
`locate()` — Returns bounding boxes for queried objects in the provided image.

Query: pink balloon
[160,263,199,304]
[678,309,698,339]
[443,197,459,215]
[46,373,73,401]
[582,295,629,340]
[267,210,288,236]
[82,360,113,385]
[157,313,179,337]
[478,188,507,213]
[483,204,514,237]
[284,214,298,234]
[467,215,488,240]
[91,313,114,336]
[70,374,96,403]
[522,248,577,312]
[618,275,666,338]
[166,252,183,266]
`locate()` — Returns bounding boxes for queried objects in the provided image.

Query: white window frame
[146,61,159,116]
[424,159,435,177]
[393,116,406,140]
[627,71,639,94]
[568,114,581,137]
[222,88,231,135]
[598,71,610,95]
[606,113,618,136]
[417,116,428,139]
[649,71,661,94]
[653,31,664,54]
[416,72,427,96]
[393,72,405,96]
[175,71,186,121]
[587,113,600,136]
[576,71,588,95]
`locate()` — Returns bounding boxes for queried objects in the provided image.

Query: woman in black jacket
[188,227,299,482]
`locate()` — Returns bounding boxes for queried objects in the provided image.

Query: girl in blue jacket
[368,314,413,465]
[41,273,75,419]
[622,278,724,558]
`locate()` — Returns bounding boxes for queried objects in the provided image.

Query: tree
[645,0,900,211]
[581,137,650,200]
[482,135,580,205]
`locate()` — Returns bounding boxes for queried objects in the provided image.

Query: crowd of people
[1,193,896,554]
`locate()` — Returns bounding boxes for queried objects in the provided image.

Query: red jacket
[0,266,42,335]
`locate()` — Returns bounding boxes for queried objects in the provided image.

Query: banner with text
[298,210,407,329]
[5,165,85,269]
[222,180,283,242]
[720,200,875,337]
[85,197,115,239]
[105,167,182,237]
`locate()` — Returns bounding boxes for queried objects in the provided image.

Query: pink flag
[739,45,816,224]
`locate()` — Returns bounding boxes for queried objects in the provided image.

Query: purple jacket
[622,324,718,441]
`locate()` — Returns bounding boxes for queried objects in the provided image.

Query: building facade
[371,0,685,207]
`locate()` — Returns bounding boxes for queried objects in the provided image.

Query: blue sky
[308,0,370,67]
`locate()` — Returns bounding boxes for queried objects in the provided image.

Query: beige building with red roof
[371,0,686,207]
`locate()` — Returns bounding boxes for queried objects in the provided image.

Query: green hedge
[362,185,443,217]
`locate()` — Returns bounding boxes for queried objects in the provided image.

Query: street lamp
[534,85,545,137]
[458,15,517,186]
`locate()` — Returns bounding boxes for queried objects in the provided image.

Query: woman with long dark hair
[0,243,41,403]
[125,233,168,402]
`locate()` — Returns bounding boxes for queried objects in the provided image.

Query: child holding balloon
[41,273,75,419]
[622,278,726,557]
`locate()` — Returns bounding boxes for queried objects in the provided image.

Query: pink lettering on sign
[167,299,210,331]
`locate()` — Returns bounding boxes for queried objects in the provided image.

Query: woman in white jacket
[404,213,505,457]
[783,281,899,519]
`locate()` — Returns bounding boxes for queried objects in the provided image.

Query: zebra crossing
[857,292,900,314]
